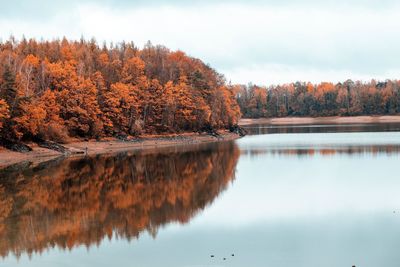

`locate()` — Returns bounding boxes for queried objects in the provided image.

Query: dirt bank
[0,131,240,169]
[239,115,400,126]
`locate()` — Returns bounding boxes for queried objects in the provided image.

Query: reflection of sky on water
[239,131,400,148]
[195,136,400,226]
[6,214,400,267]
[238,132,400,156]
[2,128,400,267]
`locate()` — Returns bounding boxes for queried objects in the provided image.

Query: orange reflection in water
[0,142,239,259]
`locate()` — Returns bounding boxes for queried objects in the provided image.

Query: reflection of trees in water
[242,145,400,157]
[0,142,239,259]
[244,123,400,135]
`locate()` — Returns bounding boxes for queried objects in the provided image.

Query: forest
[235,80,400,118]
[0,37,241,144]
[2,38,400,148]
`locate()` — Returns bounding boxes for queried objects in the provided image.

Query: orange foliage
[315,82,335,100]
[13,99,46,138]
[0,38,241,142]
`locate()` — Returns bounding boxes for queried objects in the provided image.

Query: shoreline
[3,114,400,169]
[0,131,240,170]
[239,115,400,126]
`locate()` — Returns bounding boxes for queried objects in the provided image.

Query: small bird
[223,258,226,260]
[231,253,235,257]
[210,255,214,258]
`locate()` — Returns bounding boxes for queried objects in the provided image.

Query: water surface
[1,123,400,267]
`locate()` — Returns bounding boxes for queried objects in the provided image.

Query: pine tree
[0,65,17,110]
[0,100,10,132]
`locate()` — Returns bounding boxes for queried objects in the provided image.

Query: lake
[1,123,400,267]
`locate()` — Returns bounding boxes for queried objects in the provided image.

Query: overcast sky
[1,0,400,85]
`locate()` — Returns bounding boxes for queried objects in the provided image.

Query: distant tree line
[235,80,400,118]
[0,37,240,143]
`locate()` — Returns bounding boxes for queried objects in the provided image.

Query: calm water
[1,123,400,267]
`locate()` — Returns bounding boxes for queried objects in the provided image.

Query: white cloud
[223,64,400,85]
[1,2,400,84]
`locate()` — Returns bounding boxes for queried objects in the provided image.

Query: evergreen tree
[0,65,17,110]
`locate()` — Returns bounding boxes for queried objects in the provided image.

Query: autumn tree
[12,98,46,139]
[58,78,103,137]
[37,90,68,142]
[17,54,40,97]
[140,78,164,132]
[102,82,140,135]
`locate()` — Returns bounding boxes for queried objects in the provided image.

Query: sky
[1,0,400,85]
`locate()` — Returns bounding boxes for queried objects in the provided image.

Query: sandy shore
[239,115,400,126]
[0,131,240,169]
